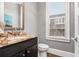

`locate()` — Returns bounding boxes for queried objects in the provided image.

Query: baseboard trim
[47,48,74,57]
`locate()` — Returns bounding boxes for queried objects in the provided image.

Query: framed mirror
[4,2,24,30]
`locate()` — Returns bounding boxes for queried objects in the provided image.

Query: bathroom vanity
[0,37,38,57]
[0,2,38,57]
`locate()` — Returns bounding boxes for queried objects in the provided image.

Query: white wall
[0,3,4,23]
[24,2,38,36]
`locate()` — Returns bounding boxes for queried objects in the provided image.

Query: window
[46,2,70,42]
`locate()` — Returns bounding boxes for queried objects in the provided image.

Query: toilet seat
[38,43,49,52]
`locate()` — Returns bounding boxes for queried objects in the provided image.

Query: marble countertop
[0,35,34,48]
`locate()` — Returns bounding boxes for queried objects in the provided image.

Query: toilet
[38,43,49,57]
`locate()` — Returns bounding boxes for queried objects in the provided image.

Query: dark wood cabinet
[0,37,38,57]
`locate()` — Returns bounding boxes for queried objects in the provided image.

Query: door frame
[75,2,79,57]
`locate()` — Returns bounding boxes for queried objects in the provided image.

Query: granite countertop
[0,35,34,48]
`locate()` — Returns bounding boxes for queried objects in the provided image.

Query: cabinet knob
[22,54,25,56]
[27,50,30,53]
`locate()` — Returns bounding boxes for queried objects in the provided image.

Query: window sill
[46,36,70,42]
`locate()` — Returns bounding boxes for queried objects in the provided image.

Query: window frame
[46,2,70,42]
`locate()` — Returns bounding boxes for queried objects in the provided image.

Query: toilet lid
[38,43,49,49]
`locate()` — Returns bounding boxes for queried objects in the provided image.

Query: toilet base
[38,51,47,57]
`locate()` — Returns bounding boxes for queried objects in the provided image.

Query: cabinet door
[25,45,38,57]
[13,50,26,57]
